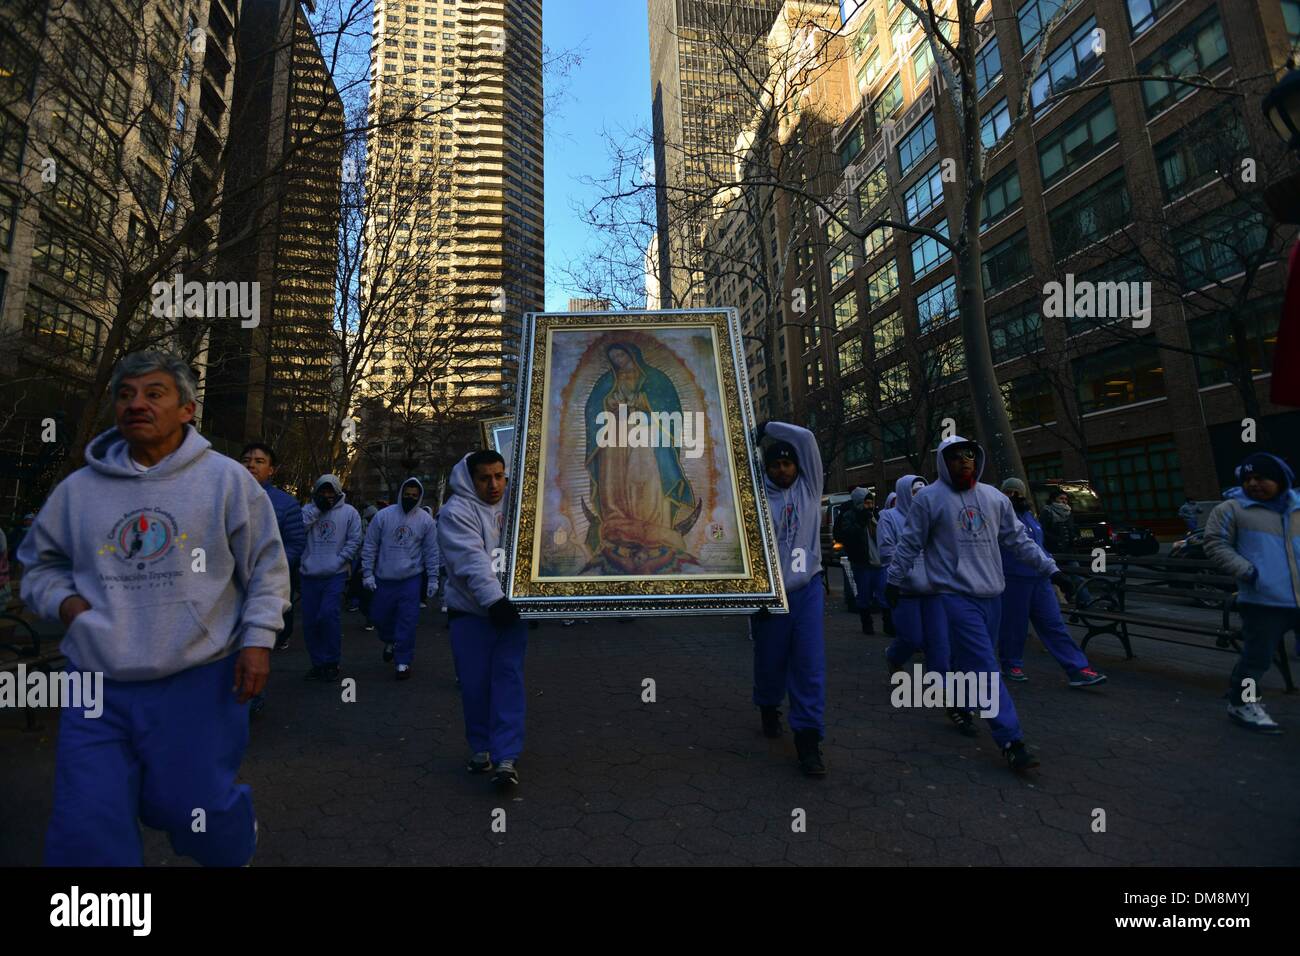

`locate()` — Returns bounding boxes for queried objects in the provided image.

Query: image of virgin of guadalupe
[580,342,704,574]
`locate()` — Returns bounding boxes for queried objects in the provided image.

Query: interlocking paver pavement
[4,580,1299,866]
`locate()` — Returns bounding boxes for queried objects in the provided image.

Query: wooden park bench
[0,591,67,730]
[1056,552,1295,693]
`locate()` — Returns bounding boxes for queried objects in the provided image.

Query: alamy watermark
[0,664,103,718]
[150,273,260,328]
[593,403,705,460]
[890,664,1000,718]
[1042,273,1151,328]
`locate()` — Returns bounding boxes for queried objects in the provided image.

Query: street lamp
[1263,66,1300,150]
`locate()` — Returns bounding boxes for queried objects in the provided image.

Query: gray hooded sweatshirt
[437,454,506,615]
[361,478,441,582]
[886,435,1057,597]
[300,474,362,578]
[17,425,291,681]
[878,474,931,594]
[762,421,824,592]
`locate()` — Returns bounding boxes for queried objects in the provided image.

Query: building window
[857,164,888,213]
[845,433,873,466]
[989,298,1044,364]
[135,160,164,214]
[1125,0,1178,38]
[1069,259,1146,335]
[0,27,38,103]
[983,228,1032,296]
[980,98,1011,149]
[883,419,914,459]
[864,224,893,259]
[0,109,25,174]
[852,9,878,57]
[890,7,918,53]
[180,54,193,89]
[1088,437,1184,522]
[1175,201,1269,288]
[911,221,951,280]
[834,291,858,331]
[1002,373,1055,428]
[1186,294,1280,387]
[1031,16,1103,116]
[844,380,870,419]
[839,123,865,169]
[1072,337,1166,414]
[1037,92,1117,189]
[1024,452,1064,483]
[1138,7,1229,117]
[174,98,187,132]
[47,158,115,232]
[22,285,102,362]
[837,336,864,374]
[1018,0,1079,52]
[830,246,853,285]
[923,337,965,384]
[912,40,934,84]
[872,74,904,129]
[1049,167,1131,259]
[0,188,15,250]
[873,310,904,357]
[867,260,899,303]
[975,38,1002,99]
[981,163,1021,229]
[898,112,936,176]
[878,360,909,406]
[857,46,883,94]
[916,275,958,332]
[1152,105,1249,203]
[904,162,945,223]
[1286,0,1300,46]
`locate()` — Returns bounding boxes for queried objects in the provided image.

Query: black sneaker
[395,664,411,681]
[274,636,290,651]
[492,759,519,786]
[466,751,493,773]
[793,728,826,777]
[322,664,341,683]
[860,612,875,635]
[364,623,376,632]
[382,642,395,663]
[946,708,977,737]
[760,705,783,738]
[1003,740,1040,772]
[305,665,326,681]
[882,609,895,635]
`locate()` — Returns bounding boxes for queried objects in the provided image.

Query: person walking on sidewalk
[753,421,828,777]
[241,442,304,654]
[361,477,440,680]
[834,486,880,635]
[878,474,969,734]
[300,474,361,682]
[885,436,1078,771]
[997,478,1106,688]
[1203,453,1300,733]
[439,450,527,787]
[17,350,289,865]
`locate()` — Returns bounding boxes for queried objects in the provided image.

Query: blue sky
[542,1,650,309]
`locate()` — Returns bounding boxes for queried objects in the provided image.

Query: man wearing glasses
[884,435,1077,771]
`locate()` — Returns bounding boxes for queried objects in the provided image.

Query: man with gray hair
[17,350,291,865]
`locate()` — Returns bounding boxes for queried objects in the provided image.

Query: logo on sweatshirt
[780,503,798,537]
[957,506,987,534]
[394,525,413,545]
[315,519,336,541]
[100,509,185,568]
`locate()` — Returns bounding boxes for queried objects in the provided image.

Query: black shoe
[466,751,493,773]
[395,665,411,681]
[364,623,376,632]
[760,705,783,738]
[274,637,290,651]
[946,708,977,737]
[250,693,267,715]
[793,728,826,777]
[859,612,875,635]
[305,665,326,681]
[322,664,341,683]
[1003,740,1039,772]
[382,642,395,663]
[882,609,895,635]
[492,759,519,786]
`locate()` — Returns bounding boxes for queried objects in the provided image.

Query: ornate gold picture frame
[502,309,787,617]
[480,415,515,466]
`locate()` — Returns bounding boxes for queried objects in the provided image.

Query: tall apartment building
[648,0,784,308]
[0,0,237,519]
[770,0,1299,532]
[205,0,344,459]
[567,297,612,311]
[364,0,543,417]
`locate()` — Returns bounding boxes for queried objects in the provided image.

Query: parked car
[1027,479,1159,555]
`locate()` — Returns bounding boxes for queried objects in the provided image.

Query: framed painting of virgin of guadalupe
[502,308,788,617]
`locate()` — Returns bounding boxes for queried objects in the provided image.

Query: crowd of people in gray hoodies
[11,348,1295,866]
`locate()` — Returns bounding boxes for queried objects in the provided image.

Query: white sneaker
[1227,701,1283,734]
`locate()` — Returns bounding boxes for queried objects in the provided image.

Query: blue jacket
[887,435,1058,598]
[262,481,305,570]
[1001,509,1052,578]
[1204,454,1300,609]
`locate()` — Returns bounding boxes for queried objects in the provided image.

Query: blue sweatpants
[301,572,346,666]
[886,594,951,674]
[45,653,255,867]
[851,562,872,608]
[751,577,826,736]
[449,614,528,761]
[998,575,1089,672]
[940,594,1023,747]
[869,567,887,609]
[372,575,422,665]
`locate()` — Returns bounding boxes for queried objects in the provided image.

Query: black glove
[312,493,334,512]
[884,583,900,608]
[1050,572,1076,599]
[488,597,520,628]
[754,420,769,443]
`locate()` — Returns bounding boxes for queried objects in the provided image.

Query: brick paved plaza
[4,579,1299,866]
